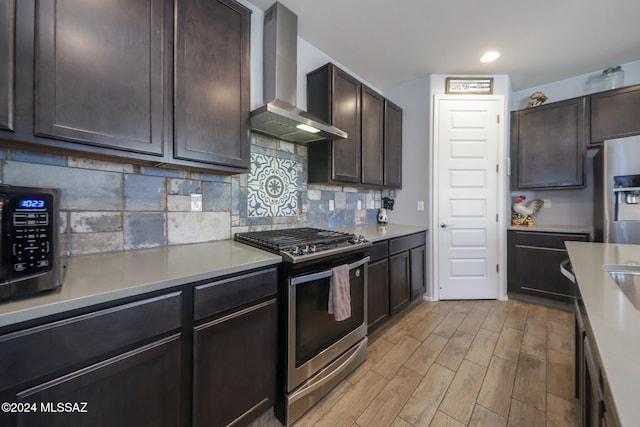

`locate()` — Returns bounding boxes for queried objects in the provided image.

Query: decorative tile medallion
[248,153,299,217]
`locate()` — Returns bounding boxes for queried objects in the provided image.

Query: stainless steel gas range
[234,228,371,426]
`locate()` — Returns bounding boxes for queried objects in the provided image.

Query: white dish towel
[328,264,351,321]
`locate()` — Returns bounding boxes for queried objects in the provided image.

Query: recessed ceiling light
[480,51,500,63]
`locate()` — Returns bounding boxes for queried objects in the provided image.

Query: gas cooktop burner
[234,227,370,263]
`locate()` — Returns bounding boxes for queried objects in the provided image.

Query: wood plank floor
[249,299,577,427]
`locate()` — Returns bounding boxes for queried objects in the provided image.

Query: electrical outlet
[191,193,202,212]
[417,200,425,211]
[357,200,362,210]
[328,200,335,211]
[544,199,551,208]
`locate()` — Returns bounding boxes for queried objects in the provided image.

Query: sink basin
[603,264,640,310]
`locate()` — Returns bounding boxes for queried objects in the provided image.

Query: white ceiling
[246,0,640,92]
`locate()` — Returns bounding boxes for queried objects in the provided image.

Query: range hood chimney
[250,2,347,143]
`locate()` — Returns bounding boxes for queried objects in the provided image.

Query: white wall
[240,0,380,110]
[512,60,640,110]
[382,78,431,227]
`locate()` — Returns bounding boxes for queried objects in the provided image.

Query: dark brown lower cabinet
[0,291,184,427]
[575,297,620,427]
[367,258,389,332]
[410,245,426,301]
[16,335,182,427]
[193,298,276,427]
[389,251,410,315]
[0,266,278,427]
[367,232,426,332]
[507,230,589,301]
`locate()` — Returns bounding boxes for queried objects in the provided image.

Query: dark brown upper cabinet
[34,0,171,156]
[0,0,250,174]
[361,85,384,186]
[307,63,362,183]
[0,0,15,132]
[307,63,403,188]
[591,84,640,143]
[511,96,589,190]
[384,99,403,188]
[174,0,251,171]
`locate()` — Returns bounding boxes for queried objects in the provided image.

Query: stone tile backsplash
[0,134,381,255]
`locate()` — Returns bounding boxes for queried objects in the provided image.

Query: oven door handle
[289,256,370,287]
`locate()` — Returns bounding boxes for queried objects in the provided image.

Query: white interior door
[434,96,502,300]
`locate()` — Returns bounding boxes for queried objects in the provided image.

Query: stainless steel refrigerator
[594,135,640,244]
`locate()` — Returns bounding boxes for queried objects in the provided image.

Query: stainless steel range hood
[250,2,347,143]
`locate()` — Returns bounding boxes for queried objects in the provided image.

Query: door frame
[429,94,508,301]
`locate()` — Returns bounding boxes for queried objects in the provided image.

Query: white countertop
[0,240,282,328]
[509,224,593,235]
[566,241,640,427]
[333,223,428,242]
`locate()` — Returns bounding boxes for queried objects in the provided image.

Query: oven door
[287,256,368,392]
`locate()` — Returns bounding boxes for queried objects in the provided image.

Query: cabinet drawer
[0,291,182,391]
[368,240,389,263]
[389,232,426,255]
[513,231,589,249]
[194,267,277,321]
[16,334,182,427]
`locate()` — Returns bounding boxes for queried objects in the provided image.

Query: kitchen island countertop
[0,240,282,329]
[566,241,640,427]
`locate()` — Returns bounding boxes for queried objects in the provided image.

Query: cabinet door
[591,85,640,142]
[384,100,403,188]
[511,97,588,189]
[331,68,361,182]
[507,231,589,300]
[0,291,182,392]
[514,246,574,298]
[389,252,410,315]
[16,335,183,427]
[361,85,384,186]
[0,0,14,132]
[193,299,276,427]
[410,245,426,301]
[367,258,389,332]
[174,0,250,170]
[583,335,604,427]
[34,0,170,156]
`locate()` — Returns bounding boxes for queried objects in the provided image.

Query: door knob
[440,223,449,228]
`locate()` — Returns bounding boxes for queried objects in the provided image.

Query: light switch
[329,200,335,211]
[417,200,425,211]
[544,199,551,208]
[357,200,362,210]
[191,194,203,212]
